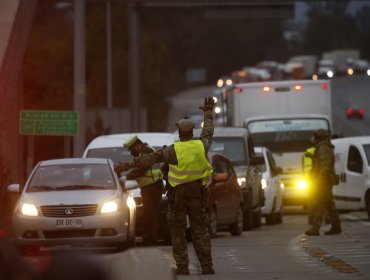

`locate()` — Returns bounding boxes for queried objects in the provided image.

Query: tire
[229,207,243,236]
[252,208,262,228]
[366,192,370,221]
[208,207,217,238]
[265,212,276,225]
[115,217,132,252]
[275,211,283,224]
[243,191,253,231]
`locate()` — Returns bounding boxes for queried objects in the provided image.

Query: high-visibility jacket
[136,146,162,188]
[168,140,213,187]
[302,146,316,176]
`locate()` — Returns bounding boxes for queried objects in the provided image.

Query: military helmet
[176,118,195,133]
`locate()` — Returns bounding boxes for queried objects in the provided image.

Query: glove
[199,97,215,112]
[114,162,130,174]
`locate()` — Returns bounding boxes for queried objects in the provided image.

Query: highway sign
[20,110,79,136]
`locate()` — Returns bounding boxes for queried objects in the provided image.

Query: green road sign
[20,111,79,136]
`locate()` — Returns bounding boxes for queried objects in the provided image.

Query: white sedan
[8,158,136,252]
[254,147,284,225]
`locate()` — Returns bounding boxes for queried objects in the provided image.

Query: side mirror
[214,172,228,182]
[7,184,20,194]
[250,156,265,166]
[124,180,139,191]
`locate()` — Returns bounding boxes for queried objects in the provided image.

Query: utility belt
[166,179,206,204]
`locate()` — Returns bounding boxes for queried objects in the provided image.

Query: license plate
[56,219,83,229]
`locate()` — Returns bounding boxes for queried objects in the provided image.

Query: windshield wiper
[29,185,55,192]
[57,185,110,190]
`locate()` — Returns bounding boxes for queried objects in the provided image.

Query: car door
[344,145,365,210]
[210,155,234,224]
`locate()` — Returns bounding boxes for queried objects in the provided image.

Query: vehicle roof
[332,136,370,145]
[234,79,329,89]
[84,133,177,150]
[39,158,110,166]
[245,114,330,123]
[193,127,248,137]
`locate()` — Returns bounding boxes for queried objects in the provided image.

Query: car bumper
[282,186,308,205]
[12,210,130,246]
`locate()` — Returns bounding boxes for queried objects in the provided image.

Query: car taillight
[321,83,328,90]
[235,87,243,93]
[357,108,365,116]
[347,107,353,116]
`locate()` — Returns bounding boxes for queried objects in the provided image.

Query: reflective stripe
[168,140,213,187]
[136,146,162,188]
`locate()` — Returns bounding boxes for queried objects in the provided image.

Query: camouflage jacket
[312,139,335,185]
[127,110,214,170]
[126,145,155,180]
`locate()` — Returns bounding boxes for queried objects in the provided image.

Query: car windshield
[27,163,116,192]
[210,137,247,166]
[247,118,330,153]
[363,144,370,166]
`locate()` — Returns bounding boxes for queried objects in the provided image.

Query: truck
[320,49,360,75]
[224,80,333,207]
[286,55,318,80]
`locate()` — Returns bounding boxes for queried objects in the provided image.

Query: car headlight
[237,177,246,186]
[296,179,308,190]
[20,203,38,216]
[261,178,267,189]
[101,200,119,214]
[126,196,136,208]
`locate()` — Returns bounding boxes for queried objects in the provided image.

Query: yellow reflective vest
[168,140,213,187]
[136,146,162,188]
[302,146,316,176]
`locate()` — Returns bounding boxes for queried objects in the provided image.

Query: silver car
[8,158,136,252]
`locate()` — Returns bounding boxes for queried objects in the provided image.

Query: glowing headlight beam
[21,203,38,216]
[101,201,119,213]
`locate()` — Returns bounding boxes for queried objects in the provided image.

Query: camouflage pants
[311,183,341,229]
[169,182,213,270]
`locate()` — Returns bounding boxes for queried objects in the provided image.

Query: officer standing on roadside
[117,97,215,275]
[115,135,163,246]
[305,129,342,236]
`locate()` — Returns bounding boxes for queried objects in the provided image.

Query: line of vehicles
[6,78,370,254]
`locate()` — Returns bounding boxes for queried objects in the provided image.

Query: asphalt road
[20,212,370,280]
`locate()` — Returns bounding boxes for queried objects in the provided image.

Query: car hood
[20,190,119,206]
[234,165,247,177]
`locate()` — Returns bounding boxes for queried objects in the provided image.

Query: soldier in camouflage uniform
[118,97,215,275]
[305,129,342,236]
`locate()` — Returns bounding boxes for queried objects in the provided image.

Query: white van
[255,147,284,225]
[82,133,177,165]
[331,136,370,220]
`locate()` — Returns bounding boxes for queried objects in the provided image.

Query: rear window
[363,144,370,166]
[86,147,131,165]
[210,137,247,166]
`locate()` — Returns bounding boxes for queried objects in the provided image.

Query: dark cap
[176,118,195,133]
[314,129,330,139]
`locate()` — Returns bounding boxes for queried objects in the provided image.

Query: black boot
[324,227,342,235]
[305,226,319,236]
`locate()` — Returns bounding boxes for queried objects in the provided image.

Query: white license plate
[56,219,83,229]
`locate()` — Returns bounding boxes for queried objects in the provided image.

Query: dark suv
[193,127,264,230]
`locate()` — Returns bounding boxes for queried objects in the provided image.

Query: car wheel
[229,207,243,236]
[252,209,262,228]
[208,207,217,238]
[275,211,283,224]
[366,192,370,221]
[243,192,253,231]
[265,212,276,225]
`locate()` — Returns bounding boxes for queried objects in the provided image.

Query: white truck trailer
[224,80,332,206]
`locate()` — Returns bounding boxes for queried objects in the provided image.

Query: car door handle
[340,172,346,183]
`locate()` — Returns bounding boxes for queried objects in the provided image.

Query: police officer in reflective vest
[117,97,215,275]
[115,135,163,246]
[302,145,316,224]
